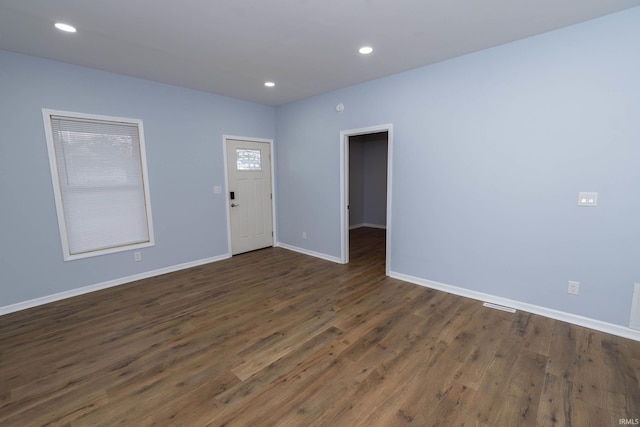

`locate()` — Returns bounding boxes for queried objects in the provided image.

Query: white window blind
[43,109,154,260]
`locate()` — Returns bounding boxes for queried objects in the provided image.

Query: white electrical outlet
[213,186,222,194]
[568,281,580,295]
[302,231,307,239]
[134,251,142,262]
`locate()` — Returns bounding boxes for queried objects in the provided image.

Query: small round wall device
[336,103,344,113]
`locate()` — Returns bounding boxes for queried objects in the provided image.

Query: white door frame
[222,135,277,255]
[339,124,393,275]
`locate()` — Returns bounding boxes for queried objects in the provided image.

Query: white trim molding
[390,271,640,342]
[276,242,342,264]
[0,254,230,317]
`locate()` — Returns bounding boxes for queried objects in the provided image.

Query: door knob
[231,203,240,207]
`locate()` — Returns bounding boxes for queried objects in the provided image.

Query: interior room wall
[348,138,365,227]
[349,132,388,228]
[274,7,640,328]
[0,51,275,308]
[362,133,388,227]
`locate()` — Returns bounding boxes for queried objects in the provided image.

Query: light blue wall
[349,132,388,227]
[362,133,388,226]
[0,51,274,306]
[275,7,640,326]
[348,139,365,226]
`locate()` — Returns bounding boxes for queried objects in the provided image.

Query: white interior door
[226,139,273,255]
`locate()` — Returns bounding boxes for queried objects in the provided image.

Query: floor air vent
[483,302,516,313]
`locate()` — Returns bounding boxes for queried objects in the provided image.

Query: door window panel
[236,149,262,171]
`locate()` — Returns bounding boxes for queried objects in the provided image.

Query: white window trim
[42,109,155,261]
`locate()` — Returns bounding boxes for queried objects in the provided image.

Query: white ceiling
[1,1,638,106]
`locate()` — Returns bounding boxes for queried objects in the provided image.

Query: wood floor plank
[508,311,554,356]
[536,372,575,427]
[501,350,547,425]
[210,340,350,426]
[0,227,639,426]
[215,326,344,411]
[452,307,512,390]
[602,336,640,423]
[452,338,521,426]
[231,309,337,380]
[571,398,612,427]
[572,328,609,411]
[310,310,456,426]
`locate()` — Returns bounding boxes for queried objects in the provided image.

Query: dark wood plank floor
[1,227,639,426]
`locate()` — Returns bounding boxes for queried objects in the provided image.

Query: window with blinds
[42,109,154,260]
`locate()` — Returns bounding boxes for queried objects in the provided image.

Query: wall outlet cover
[568,281,580,295]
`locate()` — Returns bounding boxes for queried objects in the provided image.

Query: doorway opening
[340,124,393,275]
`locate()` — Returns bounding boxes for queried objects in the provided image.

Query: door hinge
[270,193,272,199]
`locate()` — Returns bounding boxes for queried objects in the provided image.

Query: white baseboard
[389,271,640,342]
[276,242,342,264]
[0,253,231,317]
[349,223,387,230]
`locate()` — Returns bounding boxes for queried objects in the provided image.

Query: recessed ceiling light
[358,46,373,55]
[264,81,275,87]
[55,22,77,33]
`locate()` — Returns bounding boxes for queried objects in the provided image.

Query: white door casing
[225,138,274,255]
[340,124,393,275]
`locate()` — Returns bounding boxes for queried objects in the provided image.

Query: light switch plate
[214,186,222,194]
[578,192,597,207]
